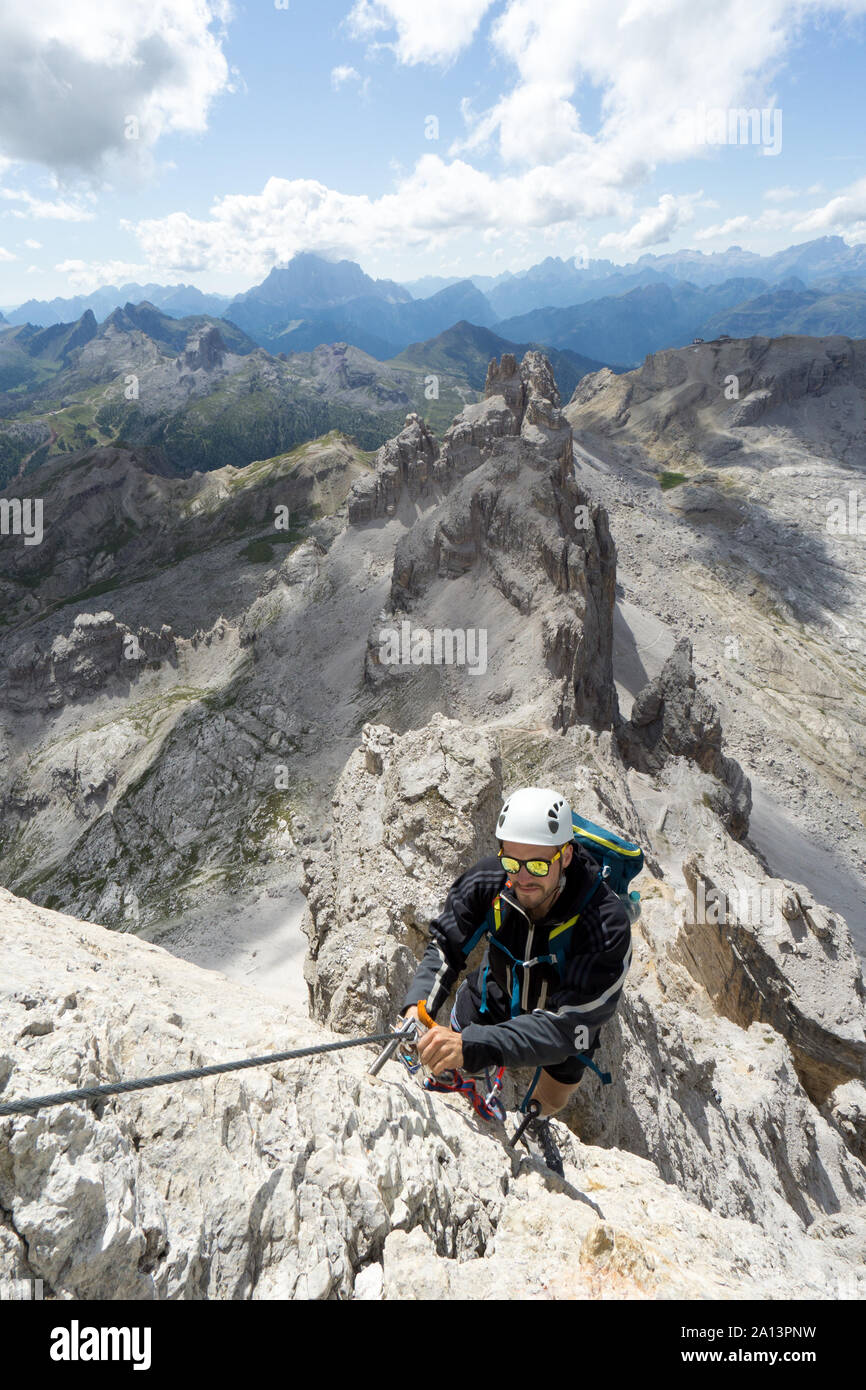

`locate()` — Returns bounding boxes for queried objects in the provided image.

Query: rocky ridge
[564,334,866,950]
[356,352,616,733]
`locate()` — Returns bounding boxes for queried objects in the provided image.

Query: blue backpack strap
[576,1052,612,1085]
[519,1067,542,1113]
[478,894,503,1015]
[463,919,490,957]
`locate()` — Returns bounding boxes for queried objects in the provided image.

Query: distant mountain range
[4,237,866,368]
[402,235,866,317]
[0,301,614,488]
[4,282,232,328]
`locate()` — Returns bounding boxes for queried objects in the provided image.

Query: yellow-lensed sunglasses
[498,845,564,878]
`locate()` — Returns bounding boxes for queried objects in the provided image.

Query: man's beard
[515,873,561,919]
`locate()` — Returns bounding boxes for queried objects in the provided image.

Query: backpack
[570,812,643,925]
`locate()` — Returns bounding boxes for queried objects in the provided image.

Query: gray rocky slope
[0,344,864,1297]
[565,334,866,949]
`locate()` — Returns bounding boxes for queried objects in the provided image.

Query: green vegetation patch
[242,537,275,562]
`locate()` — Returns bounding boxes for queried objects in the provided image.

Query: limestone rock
[180,324,226,373]
[822,1079,866,1164]
[2,885,864,1301]
[0,611,177,713]
[347,413,439,522]
[676,852,866,1106]
[615,637,751,837]
[300,714,503,1034]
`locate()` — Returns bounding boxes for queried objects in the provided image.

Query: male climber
[401,786,632,1173]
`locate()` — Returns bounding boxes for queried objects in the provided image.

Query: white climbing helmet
[495,787,573,847]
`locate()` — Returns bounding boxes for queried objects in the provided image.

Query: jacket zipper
[498,889,529,1014]
[500,885,570,1013]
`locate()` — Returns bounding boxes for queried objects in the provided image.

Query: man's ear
[561,842,573,867]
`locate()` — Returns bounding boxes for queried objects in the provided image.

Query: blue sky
[1,0,866,308]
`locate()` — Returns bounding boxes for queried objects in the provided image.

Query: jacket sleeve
[400,857,504,1019]
[458,885,632,1072]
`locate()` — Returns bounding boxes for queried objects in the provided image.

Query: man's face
[502,840,573,915]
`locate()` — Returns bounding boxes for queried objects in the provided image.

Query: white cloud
[694,215,753,241]
[0,0,232,179]
[0,246,17,261]
[0,187,95,220]
[764,186,800,202]
[109,0,866,282]
[442,0,866,183]
[330,0,866,266]
[330,65,370,97]
[345,0,495,66]
[599,193,702,252]
[126,156,630,279]
[691,205,811,240]
[55,257,150,290]
[793,176,866,234]
[21,237,42,248]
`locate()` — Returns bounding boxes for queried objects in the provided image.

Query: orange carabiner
[417,1000,434,1029]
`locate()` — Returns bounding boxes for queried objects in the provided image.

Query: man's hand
[416,1023,463,1075]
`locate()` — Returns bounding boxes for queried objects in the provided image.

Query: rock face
[567,334,866,465]
[676,852,866,1107]
[355,352,615,732]
[0,435,369,627]
[300,715,503,1034]
[180,324,226,374]
[0,611,177,713]
[564,339,866,955]
[347,350,574,523]
[346,413,439,522]
[615,636,751,837]
[2,882,864,1301]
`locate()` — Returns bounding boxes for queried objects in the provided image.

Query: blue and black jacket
[401,845,632,1074]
